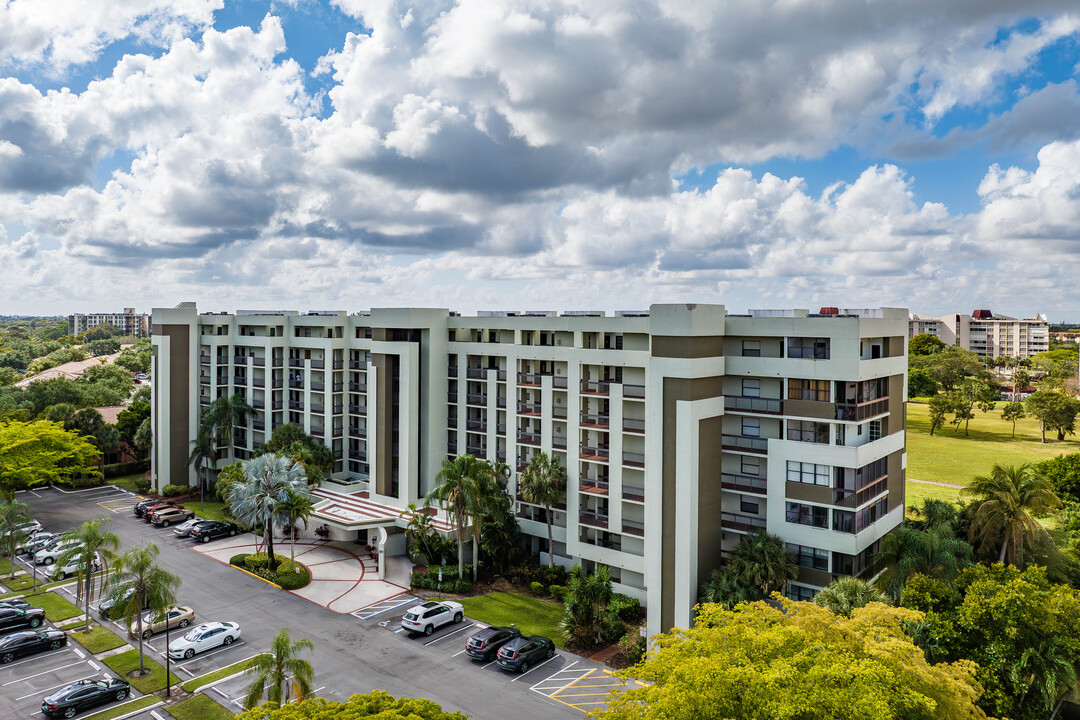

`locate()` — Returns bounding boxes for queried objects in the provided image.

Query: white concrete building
[151,302,907,635]
[908,310,1049,359]
[69,308,150,338]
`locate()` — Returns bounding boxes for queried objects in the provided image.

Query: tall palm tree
[727,529,798,597]
[55,517,120,633]
[203,392,253,462]
[242,628,314,709]
[964,462,1062,566]
[0,500,30,580]
[518,452,567,569]
[874,525,973,600]
[425,454,493,582]
[698,567,760,608]
[277,489,315,566]
[103,544,179,676]
[812,576,890,617]
[229,455,307,569]
[560,564,615,648]
[186,427,216,496]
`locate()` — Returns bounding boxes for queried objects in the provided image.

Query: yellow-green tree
[594,598,988,720]
[235,690,467,720]
[0,419,101,494]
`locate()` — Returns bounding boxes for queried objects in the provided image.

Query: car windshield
[182,627,204,641]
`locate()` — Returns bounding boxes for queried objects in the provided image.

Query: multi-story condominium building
[151,302,907,635]
[908,310,1048,359]
[69,308,150,338]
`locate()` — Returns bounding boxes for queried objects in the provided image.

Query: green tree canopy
[813,576,890,617]
[0,419,101,493]
[262,423,331,485]
[909,333,947,356]
[907,368,938,399]
[81,323,120,341]
[910,346,987,393]
[235,691,466,720]
[595,599,988,720]
[1025,389,1080,443]
[1035,452,1080,502]
[243,628,314,709]
[963,462,1061,566]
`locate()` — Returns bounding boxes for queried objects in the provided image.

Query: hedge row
[102,459,151,479]
[229,553,310,590]
[410,565,473,594]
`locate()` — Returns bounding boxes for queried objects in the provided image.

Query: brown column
[156,324,190,486]
[372,353,394,497]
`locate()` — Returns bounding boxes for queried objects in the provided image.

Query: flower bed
[229,553,311,590]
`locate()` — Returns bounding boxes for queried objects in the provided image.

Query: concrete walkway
[193,535,409,614]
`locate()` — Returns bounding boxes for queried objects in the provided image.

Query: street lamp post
[165,614,172,697]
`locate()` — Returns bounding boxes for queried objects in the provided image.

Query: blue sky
[1,1,1080,318]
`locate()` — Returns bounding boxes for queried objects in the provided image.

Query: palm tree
[560,564,615,648]
[964,462,1062,567]
[911,498,961,532]
[813,576,889,617]
[277,489,315,566]
[103,544,179,676]
[242,628,314,709]
[727,530,798,597]
[425,454,493,582]
[55,517,120,633]
[186,427,216,498]
[698,567,760,608]
[203,393,253,463]
[0,500,30,580]
[874,525,973,600]
[518,452,567,569]
[229,455,307,569]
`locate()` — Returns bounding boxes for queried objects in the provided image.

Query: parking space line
[72,648,85,659]
[172,640,245,664]
[88,660,100,670]
[353,597,417,620]
[510,655,559,682]
[2,660,85,685]
[17,674,97,702]
[0,647,69,669]
[423,623,473,646]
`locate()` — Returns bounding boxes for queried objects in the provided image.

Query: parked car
[35,539,83,566]
[0,605,45,631]
[17,530,55,555]
[189,521,239,543]
[98,586,150,620]
[151,507,194,527]
[0,599,31,610]
[41,677,130,718]
[496,635,556,674]
[141,502,183,521]
[134,499,179,518]
[400,600,464,636]
[13,519,42,537]
[465,626,522,661]
[47,554,100,581]
[167,621,240,660]
[0,628,67,663]
[129,605,194,639]
[172,518,201,538]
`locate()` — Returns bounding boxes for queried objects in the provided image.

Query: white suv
[48,553,101,581]
[401,600,464,636]
[34,539,83,566]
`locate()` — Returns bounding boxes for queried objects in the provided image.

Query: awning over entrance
[311,485,458,533]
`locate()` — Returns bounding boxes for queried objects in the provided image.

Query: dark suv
[134,499,180,518]
[496,635,555,673]
[189,521,238,543]
[465,626,522,661]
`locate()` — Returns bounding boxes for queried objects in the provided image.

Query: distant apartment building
[908,310,1049,359]
[69,308,150,338]
[151,302,908,635]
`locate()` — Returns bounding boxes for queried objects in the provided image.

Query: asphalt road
[9,485,602,719]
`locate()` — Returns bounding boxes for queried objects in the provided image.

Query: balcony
[497,370,507,381]
[721,434,769,454]
[517,372,546,386]
[833,476,888,509]
[466,394,487,407]
[199,396,210,406]
[351,360,364,370]
[311,359,325,370]
[332,404,343,415]
[199,374,210,385]
[233,355,248,365]
[311,404,325,413]
[348,426,366,439]
[517,430,541,447]
[332,427,343,438]
[289,401,304,411]
[289,379,304,389]
[624,384,645,399]
[580,445,610,462]
[332,382,343,392]
[311,381,325,392]
[622,519,645,537]
[580,413,610,429]
[553,376,568,390]
[496,423,506,436]
[272,378,283,389]
[579,510,609,530]
[199,354,210,365]
[333,449,343,460]
[252,357,264,367]
[333,359,344,370]
[447,392,458,404]
[233,375,247,386]
[467,368,487,379]
[516,458,529,473]
[271,400,284,410]
[310,426,324,437]
[252,378,265,388]
[289,358,304,368]
[448,415,458,429]
[215,375,228,385]
[623,417,645,433]
[553,406,568,419]
[466,444,486,456]
[835,398,890,422]
[272,357,283,367]
[252,399,265,410]
[721,512,768,533]
[349,450,368,461]
[496,397,507,409]
[725,396,783,414]
[252,419,265,431]
[580,478,609,495]
[448,365,458,377]
[552,435,567,450]
[349,404,367,415]
[580,380,610,395]
[622,451,645,468]
[466,420,488,433]
[447,442,458,455]
[721,473,767,494]
[518,401,542,415]
[622,485,645,503]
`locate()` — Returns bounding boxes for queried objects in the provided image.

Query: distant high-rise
[908,310,1048,359]
[68,308,150,338]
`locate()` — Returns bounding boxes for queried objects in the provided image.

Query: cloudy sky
[2,1,1079,318]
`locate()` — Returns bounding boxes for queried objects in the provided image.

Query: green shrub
[161,484,188,497]
[618,629,647,664]
[102,459,151,479]
[549,584,567,602]
[410,569,472,594]
[508,563,568,587]
[277,567,311,590]
[244,553,270,571]
[229,554,250,567]
[530,581,545,596]
[609,593,643,624]
[276,557,295,574]
[134,477,151,493]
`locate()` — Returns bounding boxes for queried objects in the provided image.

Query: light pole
[165,611,172,698]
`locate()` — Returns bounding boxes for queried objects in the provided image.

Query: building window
[787,379,829,401]
[785,584,818,602]
[742,340,761,357]
[869,420,882,442]
[788,337,830,359]
[787,420,829,444]
[742,417,760,437]
[786,461,830,486]
[740,498,760,515]
[742,379,760,397]
[741,457,760,475]
[833,509,855,533]
[786,543,829,570]
[786,502,828,528]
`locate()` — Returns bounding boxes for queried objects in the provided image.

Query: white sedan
[167,621,240,660]
[47,554,101,581]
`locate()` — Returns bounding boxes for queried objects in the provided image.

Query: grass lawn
[191,501,232,524]
[34,591,82,622]
[0,573,94,596]
[181,655,263,692]
[68,625,127,654]
[103,649,169,694]
[458,591,566,649]
[165,694,235,720]
[906,401,1080,486]
[82,696,159,720]
[108,473,147,494]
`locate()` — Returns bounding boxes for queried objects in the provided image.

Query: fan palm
[186,427,216,496]
[243,628,314,709]
[103,544,179,676]
[964,462,1061,567]
[425,454,493,582]
[518,452,567,569]
[698,567,760,608]
[727,530,798,597]
[203,392,253,461]
[277,489,315,566]
[0,500,31,580]
[228,455,307,568]
[813,576,890,617]
[874,525,973,600]
[55,517,120,633]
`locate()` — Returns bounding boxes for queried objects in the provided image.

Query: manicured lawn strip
[108,473,147,494]
[35,590,82,622]
[905,480,964,512]
[103,649,169,694]
[181,655,263,692]
[166,694,236,720]
[906,401,1080,486]
[0,557,13,575]
[68,625,127,654]
[458,591,566,649]
[81,695,159,720]
[1,570,110,597]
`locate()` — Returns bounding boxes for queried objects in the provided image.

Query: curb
[89,699,163,720]
[232,566,282,589]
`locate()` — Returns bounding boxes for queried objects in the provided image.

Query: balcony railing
[497,370,507,381]
[349,449,368,462]
[233,355,248,365]
[447,392,458,404]
[288,379,304,389]
[252,400,265,410]
[623,417,645,433]
[517,402,542,415]
[200,396,210,406]
[252,378,264,388]
[466,394,487,406]
[833,476,888,509]
[552,435,567,449]
[517,372,547,386]
[622,485,645,502]
[553,376,568,390]
[623,384,645,399]
[580,413,610,428]
[721,473,767,494]
[496,396,506,409]
[725,395,783,414]
[622,451,645,468]
[199,354,210,365]
[348,426,366,439]
[311,381,325,392]
[310,404,325,413]
[332,427,343,438]
[332,404,343,415]
[332,382,343,392]
[466,444,486,456]
[622,519,645,537]
[271,400,284,410]
[272,357,283,367]
[289,401,304,411]
[252,419,265,431]
[289,358,304,368]
[448,365,458,377]
[553,406,568,419]
[199,374,210,385]
[517,430,541,446]
[447,415,458,429]
[835,398,890,422]
[466,420,488,433]
[252,357,264,367]
[516,459,529,473]
[467,368,487,379]
[580,445,610,462]
[310,426,324,437]
[233,375,247,385]
[272,378,283,389]
[721,512,768,533]
[580,478,609,495]
[351,360,364,370]
[579,510,609,529]
[311,359,325,369]
[333,359,343,370]
[721,434,769,454]
[349,404,367,415]
[496,423,506,436]
[580,380,611,395]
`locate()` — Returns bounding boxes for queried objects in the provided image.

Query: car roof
[472,626,515,639]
